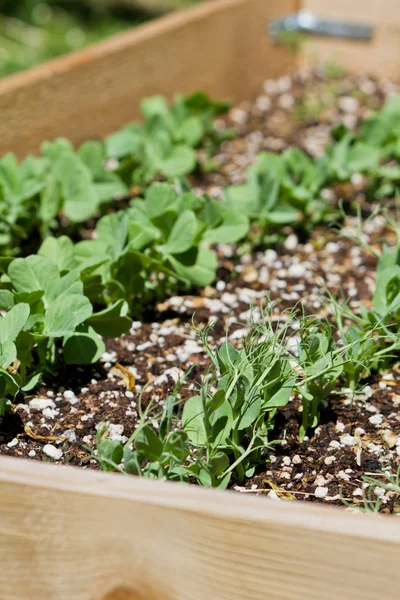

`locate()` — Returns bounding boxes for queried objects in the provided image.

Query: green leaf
[128,221,155,250]
[217,341,241,372]
[135,426,164,461]
[208,389,226,414]
[44,295,93,337]
[0,340,17,368]
[94,179,128,202]
[163,430,190,463]
[45,270,83,303]
[245,466,256,478]
[98,438,123,471]
[63,329,105,364]
[158,146,197,178]
[86,300,132,338]
[124,450,142,476]
[21,372,42,392]
[266,375,296,409]
[198,468,212,487]
[178,116,204,146]
[58,154,98,222]
[235,393,261,430]
[0,368,21,396]
[377,165,400,180]
[347,142,381,174]
[0,153,18,192]
[141,95,171,121]
[105,128,140,159]
[74,240,110,268]
[182,395,207,445]
[183,92,230,116]
[223,184,257,216]
[215,472,231,489]
[41,138,73,160]
[203,212,249,244]
[268,205,300,225]
[38,236,76,273]
[8,255,59,293]
[209,451,229,475]
[145,183,177,219]
[0,303,29,344]
[374,266,400,315]
[96,212,129,259]
[164,210,197,255]
[168,246,217,287]
[0,290,14,310]
[329,130,353,179]
[39,176,60,226]
[182,394,233,447]
[78,141,105,179]
[14,291,44,310]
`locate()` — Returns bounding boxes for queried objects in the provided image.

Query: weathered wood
[0,455,400,600]
[0,0,295,158]
[301,0,400,78]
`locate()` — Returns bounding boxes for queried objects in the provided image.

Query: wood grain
[301,0,400,78]
[0,455,400,600]
[0,0,295,158]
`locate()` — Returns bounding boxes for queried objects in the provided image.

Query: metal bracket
[269,11,374,42]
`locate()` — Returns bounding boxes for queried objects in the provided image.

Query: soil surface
[2,67,400,513]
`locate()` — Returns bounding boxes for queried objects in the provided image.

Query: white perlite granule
[43,444,63,460]
[315,487,328,498]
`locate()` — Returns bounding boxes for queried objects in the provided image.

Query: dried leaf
[24,425,67,443]
[263,479,296,501]
[115,362,136,391]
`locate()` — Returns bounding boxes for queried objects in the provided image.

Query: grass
[351,466,400,514]
[0,0,158,77]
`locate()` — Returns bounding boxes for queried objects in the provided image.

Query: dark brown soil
[2,66,400,513]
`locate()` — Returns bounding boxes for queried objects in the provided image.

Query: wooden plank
[0,0,295,158]
[300,0,400,78]
[0,455,400,600]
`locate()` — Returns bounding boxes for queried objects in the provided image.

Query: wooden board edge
[0,0,296,156]
[0,0,243,94]
[2,455,400,599]
[0,454,399,542]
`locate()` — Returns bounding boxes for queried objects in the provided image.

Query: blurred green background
[0,0,195,77]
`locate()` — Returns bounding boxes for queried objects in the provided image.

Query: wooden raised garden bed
[1,0,400,598]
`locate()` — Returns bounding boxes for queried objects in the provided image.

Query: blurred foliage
[0,0,152,77]
[274,30,306,56]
